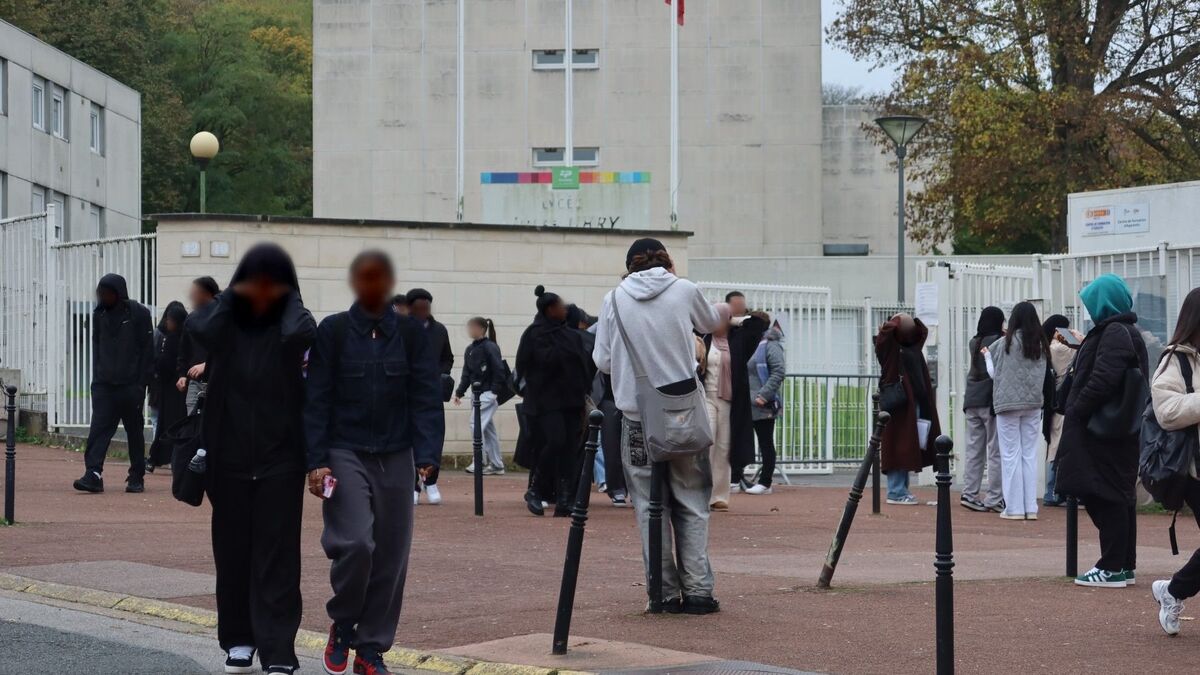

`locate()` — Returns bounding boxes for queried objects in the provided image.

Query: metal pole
[472,382,484,517]
[871,394,881,515]
[934,434,955,675]
[564,0,573,169]
[552,410,603,655]
[668,0,679,228]
[1066,496,1078,577]
[455,0,465,222]
[199,168,207,214]
[896,145,906,304]
[5,385,17,524]
[647,460,665,612]
[818,409,890,588]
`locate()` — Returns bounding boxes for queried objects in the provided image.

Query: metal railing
[755,373,878,475]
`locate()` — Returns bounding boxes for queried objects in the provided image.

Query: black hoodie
[515,313,592,414]
[92,273,154,387]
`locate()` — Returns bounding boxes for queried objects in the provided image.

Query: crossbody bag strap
[610,290,648,378]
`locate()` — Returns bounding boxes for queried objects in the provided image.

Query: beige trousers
[705,395,733,505]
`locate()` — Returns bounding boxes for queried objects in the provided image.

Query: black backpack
[1139,350,1199,552]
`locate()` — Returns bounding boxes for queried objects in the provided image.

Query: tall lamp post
[189,131,220,214]
[875,115,927,304]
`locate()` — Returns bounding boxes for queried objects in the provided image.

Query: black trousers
[598,398,626,494]
[1168,481,1200,599]
[1084,497,1137,573]
[531,408,583,507]
[210,472,304,669]
[84,383,146,480]
[752,418,778,488]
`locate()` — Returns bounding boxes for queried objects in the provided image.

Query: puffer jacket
[1151,344,1200,433]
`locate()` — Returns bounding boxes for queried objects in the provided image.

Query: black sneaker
[524,491,545,516]
[73,472,104,493]
[646,596,683,614]
[126,480,144,494]
[610,489,629,507]
[265,667,296,675]
[988,499,1006,513]
[353,649,392,675]
[323,622,352,674]
[959,495,988,512]
[682,595,721,615]
[224,646,255,674]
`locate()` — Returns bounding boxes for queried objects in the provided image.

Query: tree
[823,83,866,105]
[829,0,1200,253]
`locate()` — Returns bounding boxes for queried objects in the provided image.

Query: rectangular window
[31,185,45,214]
[0,59,7,116]
[89,204,104,237]
[532,49,600,70]
[89,103,104,154]
[51,86,66,139]
[0,172,6,218]
[51,192,66,238]
[532,147,600,167]
[31,77,45,130]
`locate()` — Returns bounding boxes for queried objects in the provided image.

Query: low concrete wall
[154,214,692,456]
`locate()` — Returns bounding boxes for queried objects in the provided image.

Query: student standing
[305,251,443,675]
[73,274,154,494]
[176,277,220,414]
[454,317,506,475]
[875,313,940,505]
[745,320,785,495]
[406,288,452,505]
[187,243,316,674]
[1057,274,1148,588]
[701,304,734,510]
[148,301,189,471]
[1042,314,1079,506]
[960,307,1004,512]
[983,301,1047,521]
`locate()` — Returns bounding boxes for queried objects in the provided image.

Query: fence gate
[0,212,50,410]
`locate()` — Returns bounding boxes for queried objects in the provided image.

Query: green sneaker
[1124,569,1136,585]
[1074,567,1127,588]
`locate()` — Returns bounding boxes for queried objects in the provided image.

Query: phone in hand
[1056,327,1082,347]
[322,474,338,499]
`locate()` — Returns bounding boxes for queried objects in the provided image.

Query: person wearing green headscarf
[1056,273,1149,589]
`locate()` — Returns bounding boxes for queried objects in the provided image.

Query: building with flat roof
[0,19,141,239]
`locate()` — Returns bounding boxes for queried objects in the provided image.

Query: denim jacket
[304,303,445,470]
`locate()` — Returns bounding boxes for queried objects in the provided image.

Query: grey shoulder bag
[611,290,714,462]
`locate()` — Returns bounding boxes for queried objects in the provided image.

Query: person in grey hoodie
[983,301,1047,521]
[744,320,785,494]
[593,238,722,614]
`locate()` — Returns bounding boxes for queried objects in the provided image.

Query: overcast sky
[821,0,897,94]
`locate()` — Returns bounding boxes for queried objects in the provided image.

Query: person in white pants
[701,304,734,510]
[983,301,1048,521]
[454,317,506,475]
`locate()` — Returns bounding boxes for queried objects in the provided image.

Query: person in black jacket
[186,243,316,675]
[1056,274,1149,589]
[960,306,1005,512]
[516,286,592,516]
[176,276,219,414]
[148,301,188,471]
[454,317,507,475]
[727,306,768,491]
[305,250,444,675]
[406,287,453,504]
[73,273,154,494]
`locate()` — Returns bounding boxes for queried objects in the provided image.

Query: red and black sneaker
[323,622,353,675]
[353,650,392,675]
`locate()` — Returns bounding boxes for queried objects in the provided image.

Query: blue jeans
[594,437,607,486]
[887,470,912,500]
[1044,459,1059,503]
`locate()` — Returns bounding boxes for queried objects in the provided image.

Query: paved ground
[3,443,1199,674]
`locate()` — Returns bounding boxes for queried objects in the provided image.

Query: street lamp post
[189,131,220,214]
[875,115,928,304]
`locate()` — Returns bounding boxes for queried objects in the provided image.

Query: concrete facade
[0,19,141,239]
[312,0,823,258]
[153,214,691,454]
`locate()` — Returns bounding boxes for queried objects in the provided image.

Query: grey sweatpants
[322,448,415,653]
[621,417,715,602]
[962,406,1002,507]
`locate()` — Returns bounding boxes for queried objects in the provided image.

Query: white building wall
[1067,180,1200,255]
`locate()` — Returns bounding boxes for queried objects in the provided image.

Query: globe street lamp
[875,115,927,303]
[189,131,220,214]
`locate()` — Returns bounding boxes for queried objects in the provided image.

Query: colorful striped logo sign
[481,171,651,184]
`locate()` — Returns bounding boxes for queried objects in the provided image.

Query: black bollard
[871,451,881,515]
[933,435,955,675]
[4,385,16,524]
[471,382,484,517]
[551,410,603,655]
[1065,496,1078,578]
[818,410,890,588]
[647,460,666,613]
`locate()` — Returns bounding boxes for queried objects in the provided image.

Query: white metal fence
[0,211,51,409]
[697,283,834,373]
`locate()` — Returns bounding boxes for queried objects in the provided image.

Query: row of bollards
[4,384,17,524]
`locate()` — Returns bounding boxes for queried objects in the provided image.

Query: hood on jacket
[96,273,130,303]
[1081,274,1133,324]
[975,306,1004,338]
[764,326,783,342]
[230,242,300,291]
[158,301,189,333]
[619,266,679,301]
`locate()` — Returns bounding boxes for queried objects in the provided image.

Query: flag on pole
[664,0,684,25]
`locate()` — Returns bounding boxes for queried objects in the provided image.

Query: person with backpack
[305,250,444,675]
[982,301,1048,521]
[593,238,722,614]
[1150,287,1200,635]
[960,306,1005,512]
[455,317,507,475]
[186,243,316,674]
[1056,273,1149,589]
[744,319,786,495]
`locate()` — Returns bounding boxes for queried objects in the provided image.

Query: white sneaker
[425,484,443,505]
[413,490,420,506]
[1153,580,1184,635]
[464,463,476,474]
[744,484,773,495]
[482,464,505,475]
[729,482,741,494]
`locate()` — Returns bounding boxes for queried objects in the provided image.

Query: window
[0,59,7,116]
[32,187,67,238]
[89,103,104,154]
[532,147,600,167]
[89,204,104,238]
[51,86,66,139]
[31,185,45,214]
[532,49,600,70]
[0,173,6,218]
[31,77,45,130]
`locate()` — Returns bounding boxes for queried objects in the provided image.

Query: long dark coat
[728,315,768,471]
[1055,312,1148,505]
[875,317,940,473]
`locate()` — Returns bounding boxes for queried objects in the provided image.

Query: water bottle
[188,448,207,474]
[177,448,207,507]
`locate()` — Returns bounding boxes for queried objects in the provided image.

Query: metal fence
[0,210,51,410]
[698,283,833,374]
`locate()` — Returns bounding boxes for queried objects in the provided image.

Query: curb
[0,572,587,675]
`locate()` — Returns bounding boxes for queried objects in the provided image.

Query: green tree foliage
[1,0,312,216]
[830,0,1200,253]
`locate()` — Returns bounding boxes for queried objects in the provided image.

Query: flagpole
[565,0,574,168]
[669,0,679,228]
[455,0,465,221]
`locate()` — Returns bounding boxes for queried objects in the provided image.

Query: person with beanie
[515,285,593,516]
[960,306,1005,512]
[593,238,723,614]
[1042,313,1080,506]
[405,287,453,505]
[1057,273,1148,588]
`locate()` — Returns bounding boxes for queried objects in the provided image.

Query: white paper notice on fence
[914,282,939,326]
